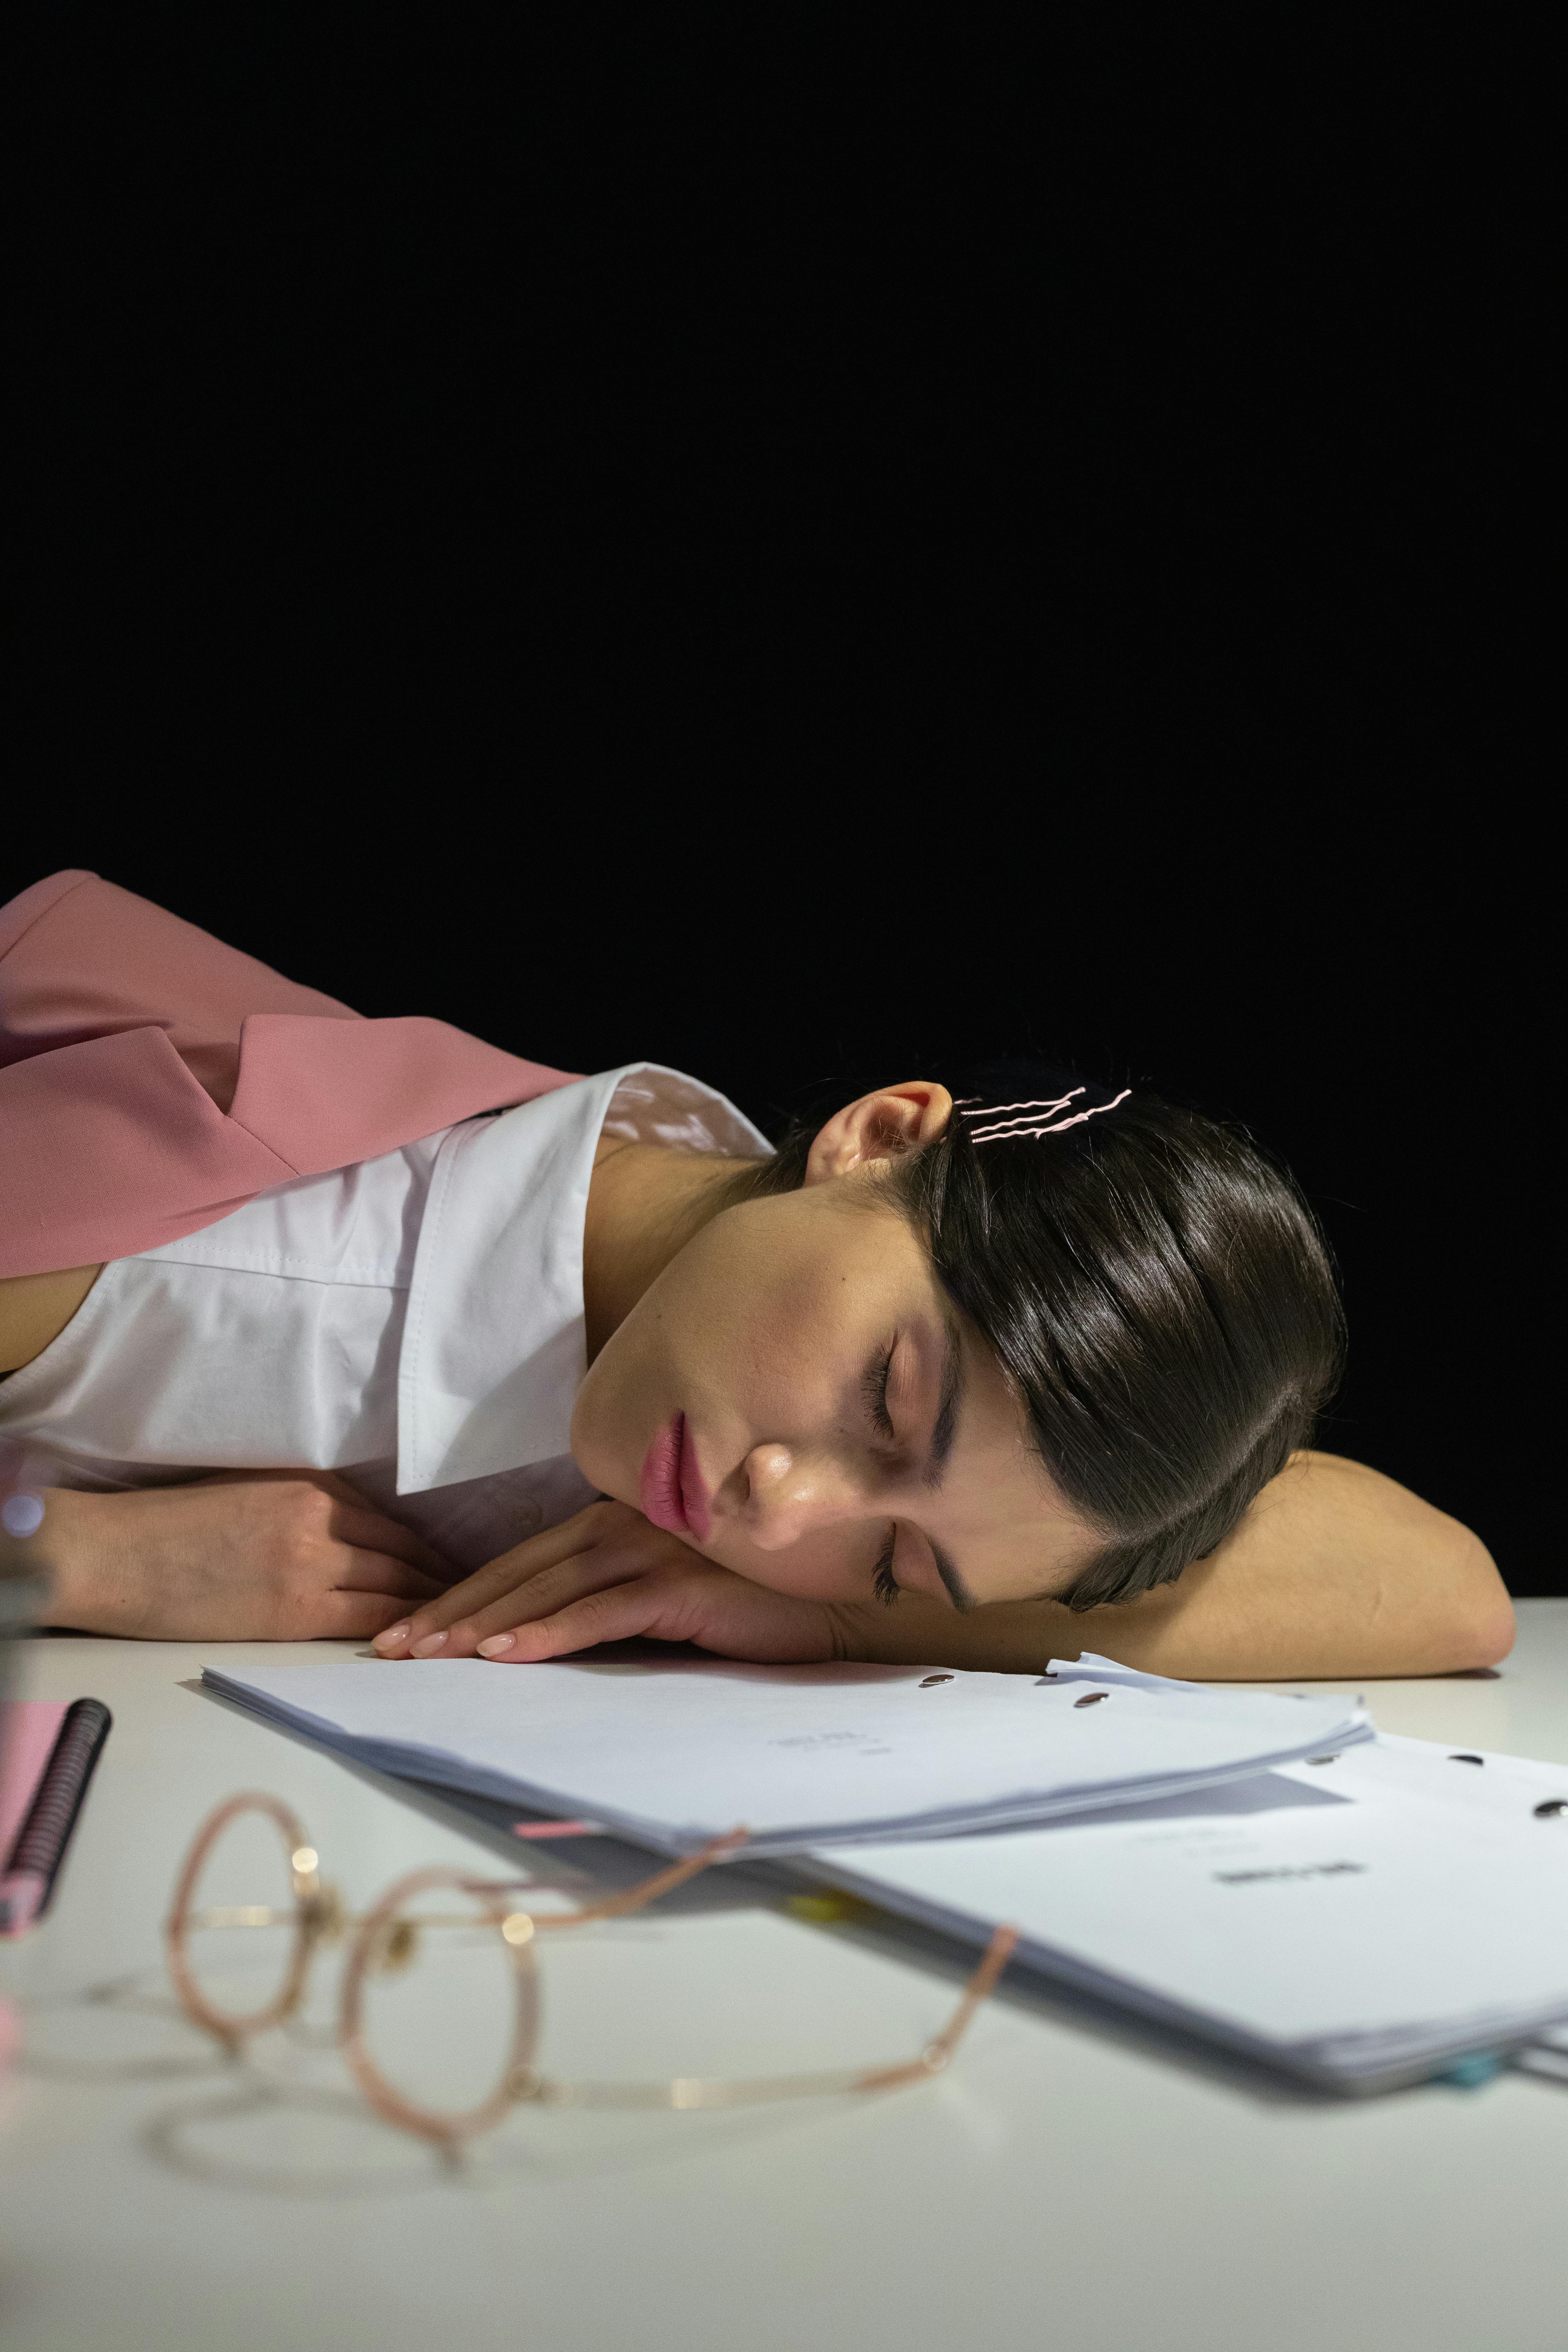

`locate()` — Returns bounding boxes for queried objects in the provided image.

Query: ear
[803,1082,955,1186]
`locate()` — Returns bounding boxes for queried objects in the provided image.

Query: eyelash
[862,1341,896,1441]
[863,1342,900,1601]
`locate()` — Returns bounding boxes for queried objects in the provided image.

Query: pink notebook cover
[0,1700,68,1865]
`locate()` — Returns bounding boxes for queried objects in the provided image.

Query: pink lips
[640,1412,711,1541]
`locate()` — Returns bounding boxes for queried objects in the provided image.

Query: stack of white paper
[805,1732,1568,2090]
[203,1651,1370,1857]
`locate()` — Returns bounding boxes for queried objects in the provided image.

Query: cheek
[702,1523,872,1601]
[668,1228,858,1423]
[569,1315,661,1495]
[567,1366,622,1496]
[712,1296,857,1449]
[567,1233,780,1486]
[570,1201,889,1500]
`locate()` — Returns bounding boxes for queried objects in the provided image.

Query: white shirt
[0,1064,769,1568]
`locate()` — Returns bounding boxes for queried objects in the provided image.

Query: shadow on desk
[15,1818,1383,2210]
[16,1929,1443,2208]
[18,1961,995,2199]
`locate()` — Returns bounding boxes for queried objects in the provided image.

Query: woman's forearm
[21,1476,450,1641]
[825,1451,1515,1680]
[23,1488,123,1631]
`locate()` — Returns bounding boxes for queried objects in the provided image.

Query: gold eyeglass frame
[165,1792,1017,2148]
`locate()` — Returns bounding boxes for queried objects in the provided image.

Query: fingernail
[411,1631,448,1657]
[375,1622,412,1652]
[477,1634,515,1657]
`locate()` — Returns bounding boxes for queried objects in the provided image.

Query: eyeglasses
[165,1792,1016,2150]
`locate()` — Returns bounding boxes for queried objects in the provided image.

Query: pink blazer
[0,871,578,1279]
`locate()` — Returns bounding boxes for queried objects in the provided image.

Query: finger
[434,1549,659,1656]
[473,1576,682,1661]
[372,1551,587,1656]
[328,1549,450,1603]
[410,1540,585,1628]
[315,1589,420,1641]
[394,1522,677,1657]
[482,1569,838,1668]
[323,1502,451,1581]
[373,1508,634,1654]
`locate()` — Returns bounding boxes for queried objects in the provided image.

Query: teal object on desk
[1436,2052,1505,2090]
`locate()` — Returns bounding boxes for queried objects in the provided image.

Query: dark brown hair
[750,1064,1344,1611]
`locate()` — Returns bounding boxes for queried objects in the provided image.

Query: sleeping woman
[0,870,1512,1681]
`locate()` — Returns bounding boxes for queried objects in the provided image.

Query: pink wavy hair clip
[956,1088,1130,1143]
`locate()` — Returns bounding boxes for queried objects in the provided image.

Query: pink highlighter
[0,1701,65,2080]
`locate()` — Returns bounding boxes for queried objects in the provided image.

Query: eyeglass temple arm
[530,1827,750,1930]
[929,1923,1018,2056]
[853,1924,1019,2092]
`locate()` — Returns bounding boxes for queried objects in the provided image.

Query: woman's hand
[39,1472,452,1641]
[372,1499,838,1665]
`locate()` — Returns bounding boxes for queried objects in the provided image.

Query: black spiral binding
[2,1697,112,1919]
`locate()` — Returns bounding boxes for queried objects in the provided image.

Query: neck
[582,1139,755,1360]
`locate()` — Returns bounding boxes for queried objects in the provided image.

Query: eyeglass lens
[351,1878,528,2122]
[171,1800,308,2038]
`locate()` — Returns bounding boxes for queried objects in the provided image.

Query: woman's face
[570,1086,1099,1614]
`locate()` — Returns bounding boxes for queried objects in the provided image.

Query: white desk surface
[3,1602,1566,2352]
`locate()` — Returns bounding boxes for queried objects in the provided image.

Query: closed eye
[862,1341,896,1441]
[873,1525,900,1605]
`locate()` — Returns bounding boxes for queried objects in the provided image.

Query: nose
[741,1444,863,1551]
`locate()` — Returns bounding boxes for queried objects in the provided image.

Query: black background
[14,24,1554,1592]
